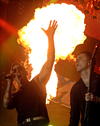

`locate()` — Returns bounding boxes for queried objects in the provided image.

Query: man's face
[76,53,91,72]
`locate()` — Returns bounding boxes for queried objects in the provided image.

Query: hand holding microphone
[5,74,15,80]
[5,64,18,80]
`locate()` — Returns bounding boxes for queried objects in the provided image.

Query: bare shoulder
[31,74,40,84]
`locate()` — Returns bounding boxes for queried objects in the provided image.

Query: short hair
[78,51,92,60]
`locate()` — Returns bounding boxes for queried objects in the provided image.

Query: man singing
[69,51,100,126]
[3,20,58,126]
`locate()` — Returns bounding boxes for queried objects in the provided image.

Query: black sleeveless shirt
[7,79,49,123]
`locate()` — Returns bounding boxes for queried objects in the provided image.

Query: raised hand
[42,20,58,38]
[38,20,57,85]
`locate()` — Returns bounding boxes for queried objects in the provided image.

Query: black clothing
[69,73,100,126]
[7,79,49,124]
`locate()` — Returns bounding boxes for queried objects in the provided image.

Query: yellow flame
[17,3,86,102]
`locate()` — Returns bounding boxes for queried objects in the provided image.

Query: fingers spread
[52,20,58,28]
[49,20,52,27]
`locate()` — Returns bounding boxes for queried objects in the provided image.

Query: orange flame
[17,3,86,103]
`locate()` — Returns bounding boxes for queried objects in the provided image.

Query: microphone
[5,74,15,80]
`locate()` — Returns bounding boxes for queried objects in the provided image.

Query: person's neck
[80,67,91,87]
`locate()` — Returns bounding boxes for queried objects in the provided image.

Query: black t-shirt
[7,79,49,123]
[69,73,100,126]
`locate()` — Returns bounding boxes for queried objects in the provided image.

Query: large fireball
[17,3,86,101]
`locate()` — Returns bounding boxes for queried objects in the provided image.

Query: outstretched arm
[34,20,58,86]
[3,79,13,108]
[3,67,16,109]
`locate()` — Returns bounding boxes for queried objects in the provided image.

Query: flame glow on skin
[17,3,86,102]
